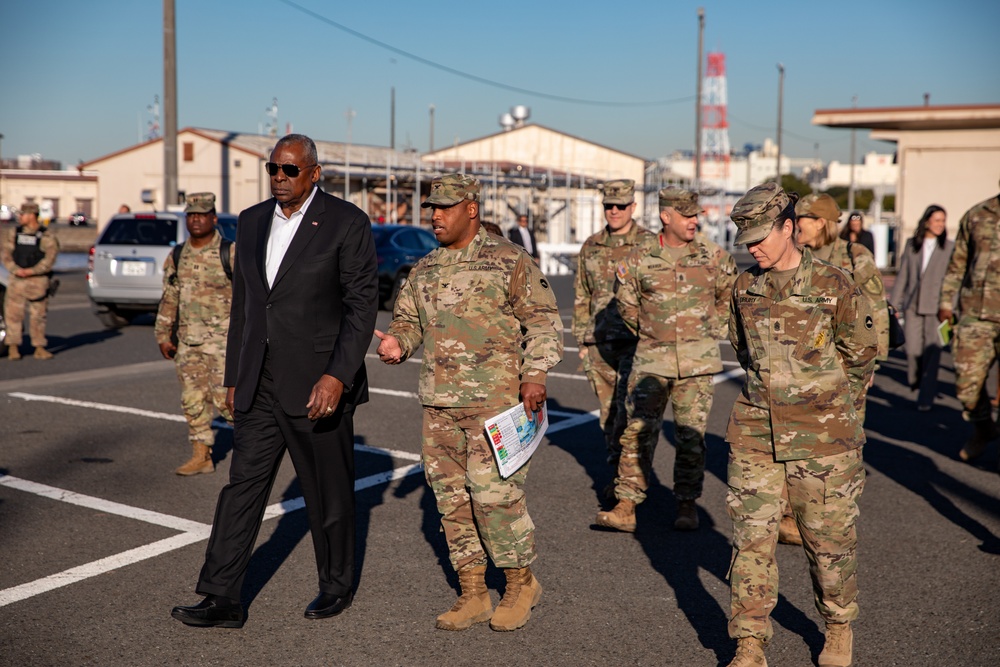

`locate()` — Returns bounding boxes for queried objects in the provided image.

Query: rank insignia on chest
[865,315,874,329]
[615,262,630,283]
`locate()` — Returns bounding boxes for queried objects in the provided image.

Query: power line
[277,0,695,108]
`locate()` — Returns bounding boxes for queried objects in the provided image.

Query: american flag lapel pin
[311,221,319,226]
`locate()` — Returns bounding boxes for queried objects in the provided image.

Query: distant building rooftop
[812,104,1000,131]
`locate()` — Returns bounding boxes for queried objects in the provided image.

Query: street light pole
[694,8,704,192]
[0,133,5,209]
[848,94,858,212]
[428,104,435,153]
[775,63,784,184]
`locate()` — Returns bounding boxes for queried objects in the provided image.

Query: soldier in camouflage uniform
[154,193,235,476]
[724,182,877,667]
[2,202,59,360]
[595,186,737,533]
[938,183,1000,465]
[375,174,562,633]
[572,179,654,487]
[775,192,888,547]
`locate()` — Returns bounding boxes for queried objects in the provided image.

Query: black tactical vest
[13,226,47,269]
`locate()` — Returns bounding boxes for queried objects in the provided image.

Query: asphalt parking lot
[1,269,998,666]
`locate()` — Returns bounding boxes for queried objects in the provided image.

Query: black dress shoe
[304,591,353,619]
[171,595,245,628]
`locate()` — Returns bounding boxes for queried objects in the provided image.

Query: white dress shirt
[517,225,533,256]
[266,186,318,287]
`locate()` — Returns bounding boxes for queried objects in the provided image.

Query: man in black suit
[508,214,539,260]
[171,134,378,628]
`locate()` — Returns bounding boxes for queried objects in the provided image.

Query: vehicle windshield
[100,218,178,246]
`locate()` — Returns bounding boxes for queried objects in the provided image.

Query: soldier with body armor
[2,202,59,360]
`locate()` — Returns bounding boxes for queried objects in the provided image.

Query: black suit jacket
[508,225,538,258]
[225,188,378,415]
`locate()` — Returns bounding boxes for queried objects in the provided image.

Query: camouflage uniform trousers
[583,340,636,465]
[3,275,50,347]
[614,371,714,504]
[422,405,536,572]
[175,339,232,447]
[726,446,864,641]
[952,315,1000,422]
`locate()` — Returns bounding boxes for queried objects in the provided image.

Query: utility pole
[428,104,435,153]
[163,0,178,208]
[345,108,355,200]
[848,94,858,212]
[694,7,704,192]
[390,87,396,150]
[0,133,5,208]
[775,63,784,184]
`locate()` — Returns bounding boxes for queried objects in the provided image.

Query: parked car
[68,212,90,226]
[372,224,438,308]
[87,211,237,329]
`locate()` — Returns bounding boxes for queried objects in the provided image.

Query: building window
[234,159,241,168]
[183,142,194,162]
[75,198,93,217]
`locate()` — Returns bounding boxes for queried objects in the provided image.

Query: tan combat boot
[33,347,53,360]
[727,637,767,667]
[959,419,998,462]
[818,622,853,667]
[435,564,492,631]
[596,498,636,532]
[175,443,214,476]
[778,514,803,545]
[674,499,699,531]
[489,566,542,631]
[8,346,21,360]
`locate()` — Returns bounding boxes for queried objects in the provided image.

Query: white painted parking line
[0,476,209,533]
[9,392,186,423]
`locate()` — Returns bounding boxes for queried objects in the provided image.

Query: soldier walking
[572,179,654,494]
[724,183,877,667]
[596,186,737,532]
[2,202,59,360]
[375,174,563,632]
[938,180,1000,466]
[154,193,235,475]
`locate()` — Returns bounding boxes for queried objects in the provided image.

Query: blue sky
[2,0,998,167]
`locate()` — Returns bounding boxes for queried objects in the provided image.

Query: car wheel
[95,305,131,329]
[389,270,410,310]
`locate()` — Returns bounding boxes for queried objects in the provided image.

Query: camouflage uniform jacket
[813,237,889,360]
[1,225,59,276]
[939,194,1000,323]
[388,227,563,408]
[727,247,878,461]
[572,223,654,345]
[616,232,738,378]
[154,231,235,346]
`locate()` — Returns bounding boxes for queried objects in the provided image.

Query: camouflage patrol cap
[658,186,703,216]
[20,202,39,215]
[731,182,792,245]
[421,173,481,207]
[601,179,635,205]
[795,192,840,221]
[184,192,216,214]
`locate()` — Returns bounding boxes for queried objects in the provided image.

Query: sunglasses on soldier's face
[265,162,316,178]
[604,203,631,211]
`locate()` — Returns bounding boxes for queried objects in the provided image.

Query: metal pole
[390,87,395,150]
[345,108,355,200]
[0,133,4,208]
[163,0,178,208]
[695,7,704,192]
[775,63,784,184]
[848,94,857,212]
[428,104,435,153]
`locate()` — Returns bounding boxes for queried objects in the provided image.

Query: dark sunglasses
[265,162,316,178]
[604,203,631,211]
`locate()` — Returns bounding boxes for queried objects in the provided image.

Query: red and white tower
[700,52,731,184]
